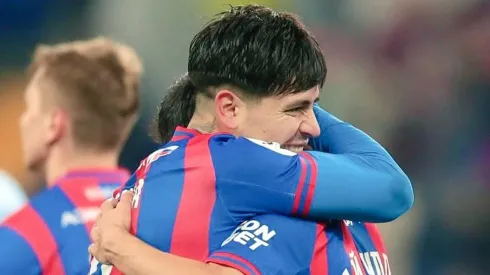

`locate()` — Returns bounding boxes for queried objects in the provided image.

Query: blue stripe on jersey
[208,199,237,253]
[122,173,137,191]
[349,223,376,252]
[135,139,189,252]
[30,186,91,275]
[0,227,41,274]
[326,222,351,275]
[91,262,103,275]
[297,157,313,216]
[349,223,383,274]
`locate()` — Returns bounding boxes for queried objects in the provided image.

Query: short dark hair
[151,73,195,143]
[154,5,327,143]
[189,4,326,97]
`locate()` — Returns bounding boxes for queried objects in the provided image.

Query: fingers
[116,190,134,213]
[88,243,98,257]
[110,197,118,207]
[90,223,99,243]
[100,198,116,213]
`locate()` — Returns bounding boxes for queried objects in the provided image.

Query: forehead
[276,86,320,105]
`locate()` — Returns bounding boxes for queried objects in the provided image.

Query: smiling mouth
[281,142,308,153]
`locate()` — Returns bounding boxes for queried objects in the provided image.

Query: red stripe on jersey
[301,153,317,216]
[209,258,255,275]
[292,157,308,215]
[57,178,101,234]
[364,223,386,254]
[3,205,65,275]
[109,268,123,275]
[310,224,328,274]
[211,252,260,275]
[170,134,216,260]
[170,135,189,142]
[364,223,389,273]
[341,224,366,275]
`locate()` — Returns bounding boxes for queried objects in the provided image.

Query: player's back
[125,131,236,261]
[124,126,315,261]
[0,168,128,275]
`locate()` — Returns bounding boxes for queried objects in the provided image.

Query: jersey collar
[54,167,130,185]
[170,126,203,141]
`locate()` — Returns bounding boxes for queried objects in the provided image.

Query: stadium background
[0,0,488,274]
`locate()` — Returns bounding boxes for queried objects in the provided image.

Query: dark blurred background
[0,1,488,274]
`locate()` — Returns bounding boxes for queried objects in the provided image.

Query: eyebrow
[287,97,320,109]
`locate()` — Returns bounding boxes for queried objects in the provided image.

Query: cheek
[19,112,31,137]
[269,117,301,143]
[21,113,43,146]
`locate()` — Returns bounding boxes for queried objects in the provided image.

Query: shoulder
[208,135,302,179]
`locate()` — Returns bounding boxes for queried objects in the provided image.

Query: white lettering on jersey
[344,220,354,226]
[245,138,297,156]
[129,145,178,209]
[140,145,179,170]
[346,250,392,275]
[349,251,364,275]
[131,180,145,208]
[60,207,100,228]
[221,220,277,250]
[89,258,113,275]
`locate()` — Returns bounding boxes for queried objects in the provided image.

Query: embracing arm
[97,231,242,275]
[305,105,414,221]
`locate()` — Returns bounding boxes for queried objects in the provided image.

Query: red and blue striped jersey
[90,127,328,274]
[0,168,128,275]
[208,215,391,275]
[90,125,400,274]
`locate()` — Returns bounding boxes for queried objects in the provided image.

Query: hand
[89,191,134,264]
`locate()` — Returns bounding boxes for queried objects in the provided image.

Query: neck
[44,147,120,186]
[187,111,216,134]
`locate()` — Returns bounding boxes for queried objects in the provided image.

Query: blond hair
[28,37,143,150]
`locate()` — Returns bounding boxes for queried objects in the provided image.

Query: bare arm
[107,231,243,275]
[90,192,244,275]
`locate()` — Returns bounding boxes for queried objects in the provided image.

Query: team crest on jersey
[245,138,297,156]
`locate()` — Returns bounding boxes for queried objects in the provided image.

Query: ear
[214,89,244,130]
[44,109,67,146]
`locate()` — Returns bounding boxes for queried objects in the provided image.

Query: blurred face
[20,70,63,173]
[215,86,321,153]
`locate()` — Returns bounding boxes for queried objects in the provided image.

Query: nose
[300,108,321,138]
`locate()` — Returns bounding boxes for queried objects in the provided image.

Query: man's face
[236,86,321,152]
[19,71,56,173]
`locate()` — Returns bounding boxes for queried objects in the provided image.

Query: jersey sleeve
[211,109,413,222]
[0,226,41,275]
[206,214,316,275]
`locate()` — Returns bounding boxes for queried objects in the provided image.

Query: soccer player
[0,37,142,275]
[89,5,413,274]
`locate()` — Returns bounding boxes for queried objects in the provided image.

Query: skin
[19,68,121,187]
[192,86,321,152]
[89,86,322,275]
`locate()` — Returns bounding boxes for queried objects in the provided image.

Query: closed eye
[286,106,306,113]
